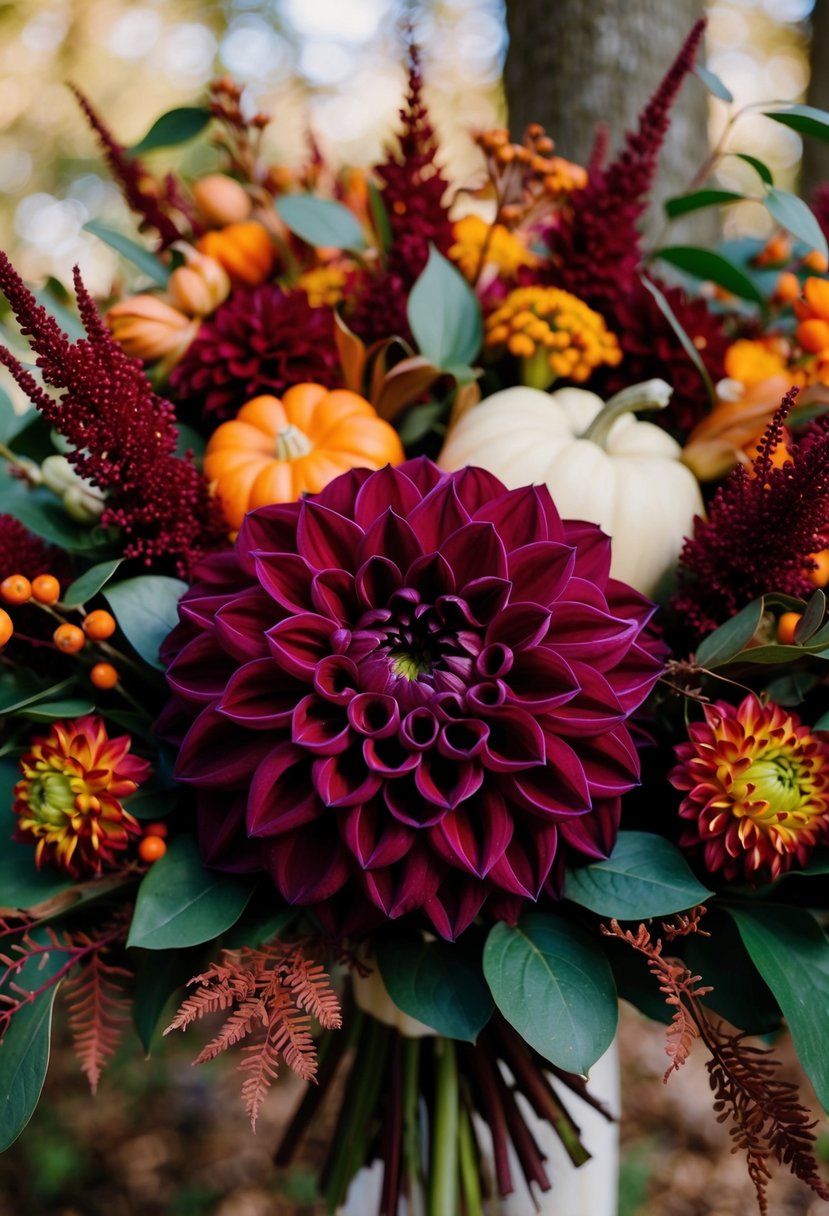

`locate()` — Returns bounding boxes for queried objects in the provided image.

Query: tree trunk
[801,0,829,202]
[503,0,710,235]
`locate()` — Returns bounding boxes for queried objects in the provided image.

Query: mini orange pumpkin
[196,221,275,287]
[203,384,405,529]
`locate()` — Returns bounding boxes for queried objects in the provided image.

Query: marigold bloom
[485,285,622,388]
[450,215,536,282]
[670,695,829,881]
[165,458,662,940]
[14,716,150,877]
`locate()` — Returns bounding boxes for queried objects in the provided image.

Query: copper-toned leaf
[448,377,481,428]
[334,310,367,393]
[375,356,441,421]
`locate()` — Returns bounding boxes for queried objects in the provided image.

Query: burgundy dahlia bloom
[169,284,341,422]
[165,459,662,939]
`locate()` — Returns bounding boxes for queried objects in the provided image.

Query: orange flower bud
[192,174,252,227]
[197,221,275,287]
[774,271,800,304]
[804,249,829,273]
[798,276,829,321]
[106,295,199,363]
[168,252,231,316]
[797,317,829,354]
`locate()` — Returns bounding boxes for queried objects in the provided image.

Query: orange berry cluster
[473,123,587,231]
[0,574,119,689]
[485,285,623,383]
[139,821,168,863]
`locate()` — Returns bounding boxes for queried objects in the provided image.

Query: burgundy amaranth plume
[673,389,829,642]
[548,19,706,311]
[69,84,191,248]
[0,254,226,574]
[350,42,454,344]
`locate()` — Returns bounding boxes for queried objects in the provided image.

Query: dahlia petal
[602,643,664,713]
[340,800,414,869]
[562,519,613,584]
[488,818,559,899]
[178,590,240,630]
[415,753,483,809]
[297,500,364,571]
[473,484,559,543]
[439,521,507,585]
[542,661,626,735]
[313,654,360,704]
[314,466,374,513]
[507,541,576,606]
[237,502,301,561]
[485,602,552,651]
[438,719,489,760]
[360,844,443,919]
[214,589,277,662]
[248,744,320,836]
[384,773,448,827]
[450,465,509,513]
[513,735,591,814]
[310,568,358,623]
[423,876,486,940]
[254,552,314,613]
[354,464,422,525]
[266,612,337,677]
[401,707,440,750]
[558,797,621,861]
[359,509,423,570]
[579,726,641,795]
[432,789,513,877]
[503,647,579,712]
[407,480,471,551]
[348,692,401,738]
[197,791,263,873]
[176,707,272,787]
[166,633,238,704]
[291,694,351,754]
[545,599,638,667]
[218,656,304,728]
[397,455,444,495]
[267,826,351,903]
[314,748,382,806]
[363,736,421,775]
[481,706,546,771]
[355,556,403,609]
[406,551,456,600]
[605,578,659,629]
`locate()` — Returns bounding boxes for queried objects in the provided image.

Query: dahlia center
[28,771,76,827]
[739,756,808,816]
[389,639,438,681]
[274,424,313,461]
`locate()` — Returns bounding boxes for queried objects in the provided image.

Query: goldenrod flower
[450,215,536,282]
[296,264,349,309]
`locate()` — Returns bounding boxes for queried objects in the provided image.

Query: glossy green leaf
[407,246,483,370]
[276,195,367,252]
[732,152,774,186]
[220,908,295,950]
[127,836,256,949]
[483,913,617,1074]
[728,904,829,1110]
[795,589,826,642]
[0,385,33,444]
[655,246,764,304]
[129,106,212,155]
[0,673,74,717]
[0,944,64,1149]
[694,597,764,668]
[377,938,494,1042]
[764,188,828,259]
[132,945,207,1051]
[765,104,829,143]
[83,221,170,287]
[664,189,743,219]
[4,492,106,553]
[565,832,712,920]
[685,908,781,1036]
[62,558,123,608]
[104,575,186,669]
[639,275,716,405]
[695,64,734,103]
[23,699,96,722]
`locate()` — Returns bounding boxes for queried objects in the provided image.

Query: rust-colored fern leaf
[164,960,255,1034]
[282,948,342,1029]
[193,995,267,1064]
[62,951,132,1094]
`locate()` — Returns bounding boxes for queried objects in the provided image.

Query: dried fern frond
[62,951,132,1094]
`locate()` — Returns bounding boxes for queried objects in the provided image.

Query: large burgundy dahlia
[164,459,662,938]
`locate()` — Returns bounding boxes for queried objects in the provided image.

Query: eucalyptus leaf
[0,385,32,445]
[483,913,617,1075]
[764,188,828,259]
[764,104,829,143]
[377,938,493,1042]
[104,575,187,669]
[129,107,212,155]
[639,276,716,405]
[407,246,483,370]
[795,589,826,642]
[731,152,774,186]
[23,699,96,722]
[83,221,170,287]
[664,189,743,220]
[62,558,123,608]
[694,598,764,668]
[655,246,764,305]
[276,195,367,252]
[695,64,734,103]
[565,832,712,920]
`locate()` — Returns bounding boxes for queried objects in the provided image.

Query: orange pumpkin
[204,384,405,529]
[196,221,275,287]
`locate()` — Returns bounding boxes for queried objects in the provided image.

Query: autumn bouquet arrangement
[5,17,829,1214]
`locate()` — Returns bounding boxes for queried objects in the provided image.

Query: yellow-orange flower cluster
[295,264,349,309]
[485,285,622,387]
[14,716,150,877]
[794,277,829,379]
[450,215,536,282]
[723,337,798,389]
[670,695,829,881]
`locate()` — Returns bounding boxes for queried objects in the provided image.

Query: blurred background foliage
[0,0,819,294]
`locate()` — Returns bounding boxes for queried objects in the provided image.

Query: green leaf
[795,589,826,642]
[664,189,744,220]
[728,904,829,1110]
[220,908,295,950]
[565,832,712,920]
[275,195,367,252]
[83,221,170,287]
[814,710,829,731]
[0,943,64,1149]
[376,939,494,1042]
[122,779,180,821]
[104,575,186,669]
[695,64,734,104]
[368,180,393,253]
[0,762,74,910]
[685,908,781,1036]
[731,152,774,186]
[483,913,617,1075]
[0,384,33,445]
[174,423,206,465]
[655,246,765,304]
[764,188,828,259]
[62,558,123,608]
[639,275,716,405]
[765,104,829,143]
[407,246,483,370]
[129,107,212,155]
[23,699,96,722]
[694,597,764,668]
[132,945,207,1051]
[127,836,256,949]
[2,492,105,554]
[0,672,74,717]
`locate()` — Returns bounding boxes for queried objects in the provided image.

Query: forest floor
[1,1004,827,1216]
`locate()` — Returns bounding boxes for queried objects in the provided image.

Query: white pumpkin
[438,379,704,598]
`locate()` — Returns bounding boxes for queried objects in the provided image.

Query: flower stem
[458,1099,483,1216]
[323,1013,389,1212]
[428,1037,459,1216]
[402,1036,423,1204]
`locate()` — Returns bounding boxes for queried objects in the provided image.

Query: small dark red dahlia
[165,459,662,938]
[169,284,342,422]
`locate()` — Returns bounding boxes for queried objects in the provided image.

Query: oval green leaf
[664,189,744,220]
[694,597,764,668]
[132,944,208,1051]
[765,104,829,143]
[728,904,829,1110]
[695,64,734,104]
[376,938,494,1042]
[0,946,64,1149]
[127,836,257,949]
[655,246,764,304]
[639,275,716,405]
[62,558,123,608]
[104,575,187,669]
[276,195,367,252]
[23,699,96,722]
[764,187,828,259]
[565,832,712,920]
[483,913,617,1075]
[407,246,483,370]
[83,221,170,287]
[129,106,212,156]
[731,152,774,186]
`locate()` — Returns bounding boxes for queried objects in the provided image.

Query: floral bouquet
[3,18,829,1215]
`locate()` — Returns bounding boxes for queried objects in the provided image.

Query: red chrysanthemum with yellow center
[670,695,829,881]
[14,716,150,877]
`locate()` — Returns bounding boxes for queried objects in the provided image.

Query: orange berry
[138,835,167,863]
[1,574,31,605]
[53,623,85,654]
[30,574,61,605]
[778,611,802,645]
[90,662,118,689]
[804,249,829,273]
[82,609,116,640]
[757,233,790,266]
[797,317,829,354]
[0,608,13,648]
[808,549,829,588]
[144,821,169,839]
[775,271,800,304]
